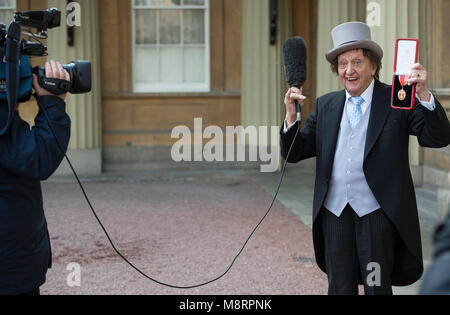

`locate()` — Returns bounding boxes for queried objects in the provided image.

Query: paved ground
[40,169,328,295]
[39,164,442,295]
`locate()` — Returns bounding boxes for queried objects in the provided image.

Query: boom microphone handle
[295,100,301,122]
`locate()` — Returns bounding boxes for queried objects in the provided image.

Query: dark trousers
[320,205,398,295]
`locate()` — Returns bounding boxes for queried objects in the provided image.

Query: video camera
[0,8,92,135]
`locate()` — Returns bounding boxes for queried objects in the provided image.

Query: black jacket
[280,80,450,286]
[0,96,71,295]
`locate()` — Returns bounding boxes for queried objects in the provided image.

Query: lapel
[322,80,391,178]
[364,80,391,160]
[322,90,346,179]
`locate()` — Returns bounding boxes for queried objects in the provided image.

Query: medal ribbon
[399,75,407,87]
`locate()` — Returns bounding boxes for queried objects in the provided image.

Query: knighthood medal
[398,75,407,101]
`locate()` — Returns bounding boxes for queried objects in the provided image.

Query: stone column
[48,0,102,176]
[241,0,292,170]
[316,0,366,97]
[368,0,422,183]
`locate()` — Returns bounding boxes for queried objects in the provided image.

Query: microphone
[283,37,307,122]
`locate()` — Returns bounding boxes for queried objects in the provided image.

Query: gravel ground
[39,174,328,295]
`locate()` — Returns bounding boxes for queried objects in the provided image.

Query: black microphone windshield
[283,37,307,88]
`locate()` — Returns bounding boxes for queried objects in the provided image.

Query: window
[0,0,15,25]
[132,0,210,93]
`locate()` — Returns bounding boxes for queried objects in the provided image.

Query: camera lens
[63,61,91,94]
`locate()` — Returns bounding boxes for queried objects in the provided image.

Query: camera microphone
[283,37,307,121]
[14,8,61,33]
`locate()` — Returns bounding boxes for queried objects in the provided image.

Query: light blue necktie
[348,96,364,130]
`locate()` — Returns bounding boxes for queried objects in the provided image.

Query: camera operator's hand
[33,60,70,102]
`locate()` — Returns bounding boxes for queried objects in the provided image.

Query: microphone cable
[41,103,301,289]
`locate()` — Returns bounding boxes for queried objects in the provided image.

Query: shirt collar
[345,79,375,105]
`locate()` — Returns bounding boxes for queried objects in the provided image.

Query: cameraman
[0,60,71,295]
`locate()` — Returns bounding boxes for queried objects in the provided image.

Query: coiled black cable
[41,103,301,289]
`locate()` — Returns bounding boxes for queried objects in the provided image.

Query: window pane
[184,0,205,5]
[160,10,181,44]
[135,47,159,83]
[0,0,15,24]
[160,47,182,83]
[183,9,204,44]
[184,47,204,82]
[134,0,159,6]
[0,0,15,7]
[135,10,157,44]
[160,0,181,6]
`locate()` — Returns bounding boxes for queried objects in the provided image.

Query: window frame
[0,0,15,10]
[131,0,210,93]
